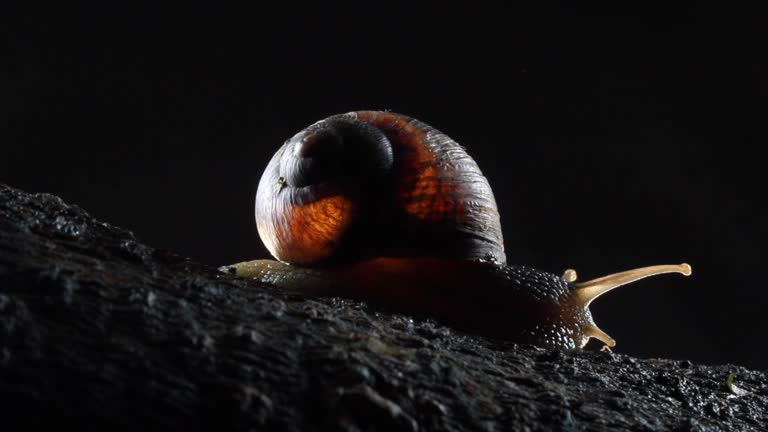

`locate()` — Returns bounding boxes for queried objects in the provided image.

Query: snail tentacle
[573,263,692,307]
[583,322,617,347]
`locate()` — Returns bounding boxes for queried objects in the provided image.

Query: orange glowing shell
[255,111,505,266]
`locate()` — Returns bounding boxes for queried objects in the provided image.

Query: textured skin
[232,258,593,349]
[494,264,592,349]
[255,111,505,265]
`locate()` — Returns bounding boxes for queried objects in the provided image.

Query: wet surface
[0,183,766,431]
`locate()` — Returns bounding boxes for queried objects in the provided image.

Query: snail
[224,111,691,349]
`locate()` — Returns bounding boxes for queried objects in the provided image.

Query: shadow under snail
[224,111,691,350]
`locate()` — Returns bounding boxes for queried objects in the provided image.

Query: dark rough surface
[0,183,766,432]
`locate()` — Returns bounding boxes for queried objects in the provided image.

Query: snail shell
[227,111,692,350]
[255,111,505,266]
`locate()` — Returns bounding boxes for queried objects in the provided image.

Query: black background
[3,5,766,369]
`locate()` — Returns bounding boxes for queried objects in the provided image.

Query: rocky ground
[0,183,766,431]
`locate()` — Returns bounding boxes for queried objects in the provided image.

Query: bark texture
[0,184,766,431]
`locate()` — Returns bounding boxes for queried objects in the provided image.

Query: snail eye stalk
[573,263,692,307]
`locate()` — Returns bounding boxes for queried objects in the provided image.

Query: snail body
[228,111,691,349]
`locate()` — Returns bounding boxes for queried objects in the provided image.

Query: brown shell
[255,111,506,265]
